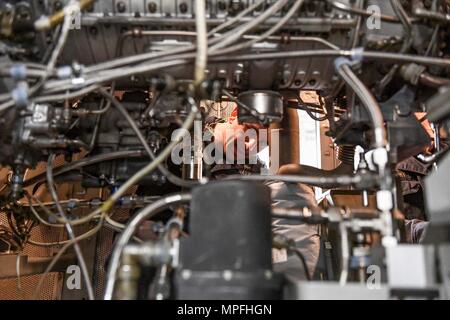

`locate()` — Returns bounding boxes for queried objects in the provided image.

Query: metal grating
[0,272,62,300]
[93,227,114,299]
[1,154,138,300]
[0,158,68,300]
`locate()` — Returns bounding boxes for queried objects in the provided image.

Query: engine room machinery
[0,0,450,300]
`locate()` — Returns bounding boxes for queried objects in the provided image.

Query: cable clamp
[11,81,29,108]
[9,64,27,81]
[350,47,364,63]
[56,66,73,79]
[334,48,365,71]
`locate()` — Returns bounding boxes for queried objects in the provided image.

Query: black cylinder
[175,180,281,299]
[181,180,272,271]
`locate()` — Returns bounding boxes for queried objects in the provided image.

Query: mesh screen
[93,227,114,299]
[1,156,137,300]
[1,157,70,300]
[0,272,62,300]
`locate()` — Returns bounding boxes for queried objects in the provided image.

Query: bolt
[181,270,192,279]
[217,1,226,11]
[179,2,188,14]
[148,2,157,13]
[116,1,126,13]
[53,1,63,11]
[89,26,98,35]
[223,270,233,281]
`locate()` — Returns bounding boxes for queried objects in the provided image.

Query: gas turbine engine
[0,0,449,300]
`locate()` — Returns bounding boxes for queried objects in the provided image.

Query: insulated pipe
[335,60,387,148]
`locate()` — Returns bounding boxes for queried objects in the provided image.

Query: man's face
[213,117,265,163]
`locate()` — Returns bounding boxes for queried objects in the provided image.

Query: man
[210,109,321,280]
[397,114,448,243]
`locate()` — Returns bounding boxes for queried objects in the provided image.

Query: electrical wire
[24,191,142,245]
[289,247,312,281]
[22,49,450,101]
[33,219,103,299]
[45,48,450,97]
[0,2,448,110]
[0,1,76,113]
[33,84,102,103]
[211,49,450,67]
[84,33,339,75]
[208,0,266,36]
[16,251,22,292]
[27,223,99,247]
[222,89,264,119]
[209,0,289,52]
[297,94,329,121]
[375,0,414,96]
[24,192,65,228]
[328,0,402,23]
[44,59,187,94]
[214,0,305,55]
[46,154,95,300]
[23,150,145,188]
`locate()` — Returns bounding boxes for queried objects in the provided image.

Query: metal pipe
[104,193,192,300]
[335,62,387,148]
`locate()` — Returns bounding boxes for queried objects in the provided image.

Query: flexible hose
[194,0,207,86]
[104,193,191,300]
[23,150,145,188]
[336,63,387,148]
[46,154,95,300]
[215,0,305,55]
